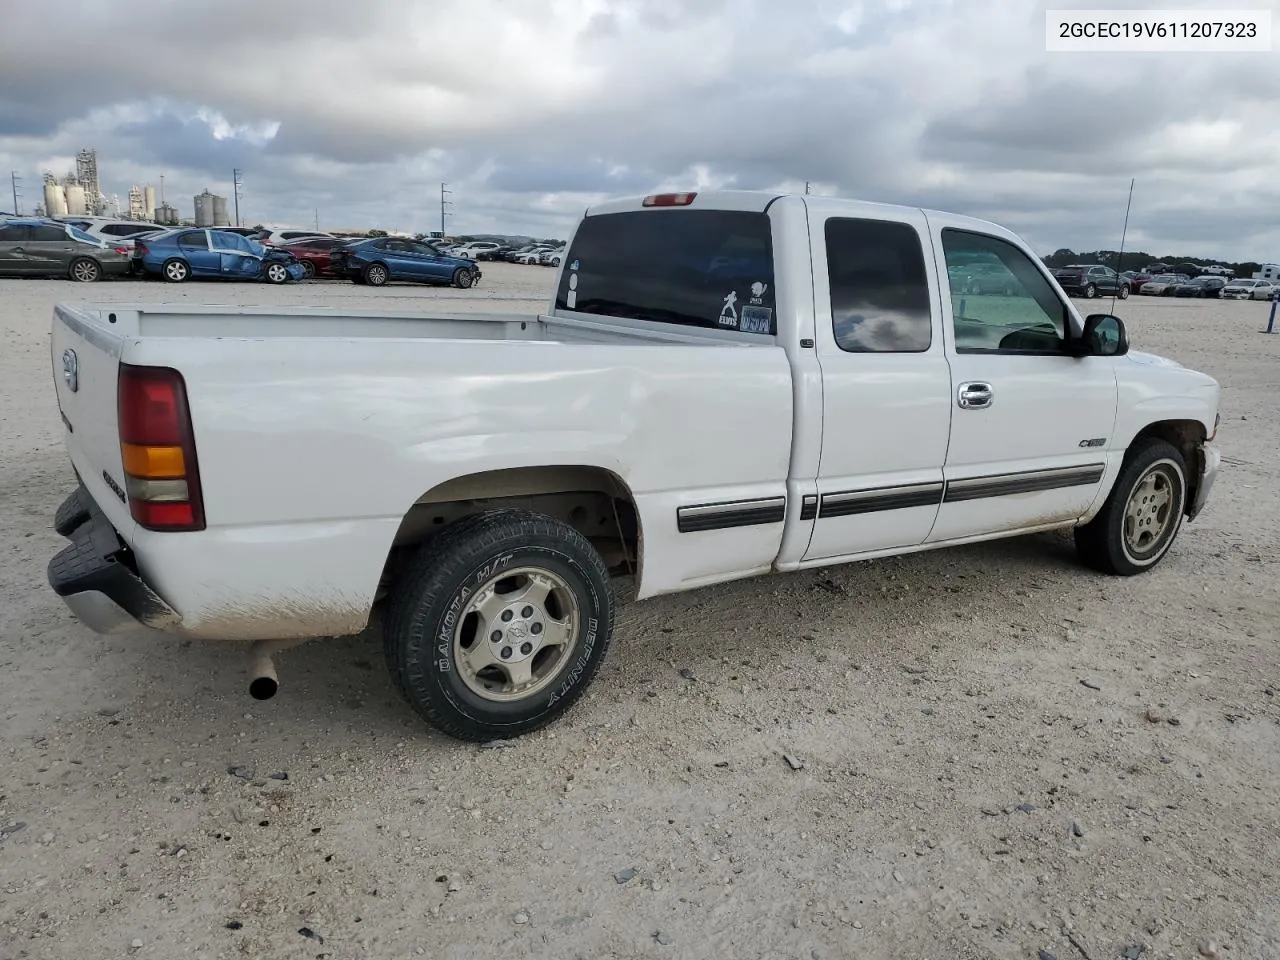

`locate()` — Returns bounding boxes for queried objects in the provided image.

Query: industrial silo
[194,190,215,227]
[144,186,156,221]
[212,195,229,226]
[64,184,87,215]
[43,182,68,217]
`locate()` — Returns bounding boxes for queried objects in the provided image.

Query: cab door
[801,203,952,562]
[925,218,1118,543]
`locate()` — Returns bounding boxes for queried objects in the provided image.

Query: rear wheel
[384,509,614,742]
[1075,439,1187,576]
[364,263,388,286]
[1083,283,1097,298]
[162,258,189,282]
[69,258,101,282]
[452,267,474,289]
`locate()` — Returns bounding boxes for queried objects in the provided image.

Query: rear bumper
[100,259,132,277]
[1187,443,1221,522]
[47,486,179,635]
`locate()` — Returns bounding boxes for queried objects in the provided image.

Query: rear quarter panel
[121,336,794,638]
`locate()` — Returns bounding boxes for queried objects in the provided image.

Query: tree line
[1041,248,1264,277]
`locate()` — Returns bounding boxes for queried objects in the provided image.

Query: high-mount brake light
[117,363,206,531]
[642,192,697,207]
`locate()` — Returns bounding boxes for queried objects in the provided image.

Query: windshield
[66,226,102,245]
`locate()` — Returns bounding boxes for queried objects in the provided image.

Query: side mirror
[1079,313,1129,357]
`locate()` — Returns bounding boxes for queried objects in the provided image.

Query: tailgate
[50,304,135,541]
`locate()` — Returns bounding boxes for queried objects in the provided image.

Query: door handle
[957,382,994,409]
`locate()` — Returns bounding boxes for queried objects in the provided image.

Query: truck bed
[51,301,795,639]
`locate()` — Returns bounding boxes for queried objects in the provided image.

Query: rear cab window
[554,208,776,335]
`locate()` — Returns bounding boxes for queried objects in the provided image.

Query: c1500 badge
[1078,438,1106,448]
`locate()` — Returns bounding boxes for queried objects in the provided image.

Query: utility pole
[804,181,811,195]
[314,208,319,232]
[232,168,243,227]
[440,182,452,236]
[10,171,21,215]
[159,174,165,204]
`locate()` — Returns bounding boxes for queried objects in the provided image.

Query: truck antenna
[1110,177,1135,313]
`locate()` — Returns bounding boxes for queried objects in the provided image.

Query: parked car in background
[330,236,481,287]
[538,248,564,267]
[1137,274,1188,296]
[1221,278,1275,300]
[0,218,131,281]
[133,229,305,283]
[1050,264,1128,299]
[56,217,166,251]
[1173,277,1226,299]
[1120,271,1153,293]
[280,237,354,278]
[450,241,503,261]
[1200,264,1234,277]
[258,228,335,247]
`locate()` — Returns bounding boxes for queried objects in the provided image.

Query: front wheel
[1083,283,1097,299]
[69,257,101,282]
[1075,439,1188,576]
[384,509,615,742]
[263,261,290,284]
[452,267,474,289]
[364,263,388,286]
[299,260,316,280]
[1118,285,1129,299]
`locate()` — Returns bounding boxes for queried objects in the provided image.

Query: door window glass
[0,225,31,242]
[31,225,69,242]
[942,229,1069,355]
[178,231,208,250]
[825,217,931,352]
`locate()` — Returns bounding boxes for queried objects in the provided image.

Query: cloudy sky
[2,0,1277,259]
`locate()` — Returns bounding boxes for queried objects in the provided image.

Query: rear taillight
[117,364,205,531]
[113,246,129,255]
[134,241,148,256]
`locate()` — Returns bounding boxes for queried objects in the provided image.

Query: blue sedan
[133,229,306,283]
[330,237,482,288]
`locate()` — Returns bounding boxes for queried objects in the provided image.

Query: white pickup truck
[47,190,1222,742]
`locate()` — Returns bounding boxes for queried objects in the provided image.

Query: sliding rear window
[554,209,776,335]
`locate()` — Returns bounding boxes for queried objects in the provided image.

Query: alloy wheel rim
[452,566,581,702]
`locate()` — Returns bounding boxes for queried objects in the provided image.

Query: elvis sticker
[718,290,739,328]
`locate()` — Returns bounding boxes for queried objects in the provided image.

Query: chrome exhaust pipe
[247,639,308,700]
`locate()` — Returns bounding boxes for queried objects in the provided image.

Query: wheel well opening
[376,466,641,601]
[1132,419,1206,511]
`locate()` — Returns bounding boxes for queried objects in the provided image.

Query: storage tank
[64,184,87,215]
[43,182,68,217]
[194,190,216,227]
[212,195,229,226]
[143,186,156,221]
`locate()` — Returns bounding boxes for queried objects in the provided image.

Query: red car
[280,237,353,278]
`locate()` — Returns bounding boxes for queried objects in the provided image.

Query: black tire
[299,260,316,280]
[452,267,474,289]
[162,258,189,282]
[384,509,615,741]
[1074,438,1188,576]
[69,257,101,282]
[1084,283,1097,299]
[263,261,290,284]
[364,262,388,286]
[1118,285,1130,299]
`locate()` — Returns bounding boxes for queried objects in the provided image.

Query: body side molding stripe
[942,463,1106,503]
[677,496,787,533]
[819,482,943,518]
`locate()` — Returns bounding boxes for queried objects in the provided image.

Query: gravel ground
[1,266,1277,960]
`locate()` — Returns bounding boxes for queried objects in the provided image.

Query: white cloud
[0,0,1277,258]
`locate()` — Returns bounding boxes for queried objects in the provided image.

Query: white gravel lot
[1,264,1277,960]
